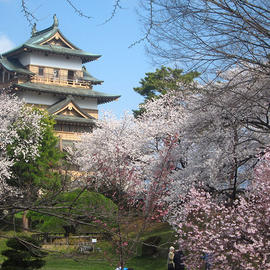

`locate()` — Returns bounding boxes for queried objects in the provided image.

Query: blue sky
[0,0,154,117]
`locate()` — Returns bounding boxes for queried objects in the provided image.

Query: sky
[0,0,154,118]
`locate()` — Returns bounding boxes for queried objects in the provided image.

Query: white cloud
[0,34,15,54]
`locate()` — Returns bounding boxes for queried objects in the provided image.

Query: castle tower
[0,15,120,147]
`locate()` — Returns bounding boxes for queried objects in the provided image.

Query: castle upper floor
[0,14,103,89]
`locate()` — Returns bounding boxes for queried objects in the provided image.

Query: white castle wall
[18,91,59,105]
[17,91,98,110]
[19,52,82,70]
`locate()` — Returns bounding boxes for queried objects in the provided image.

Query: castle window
[38,67,44,76]
[4,72,9,82]
[54,69,59,78]
[68,70,74,80]
[67,70,74,85]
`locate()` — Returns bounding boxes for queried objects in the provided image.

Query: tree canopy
[29,189,117,233]
[0,94,44,199]
[0,98,65,231]
[7,109,63,195]
[133,66,199,116]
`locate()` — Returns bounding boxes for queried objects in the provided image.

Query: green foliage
[1,236,47,270]
[133,66,199,117]
[6,109,64,194]
[141,236,161,257]
[29,189,117,233]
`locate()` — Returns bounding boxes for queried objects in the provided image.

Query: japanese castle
[0,15,120,147]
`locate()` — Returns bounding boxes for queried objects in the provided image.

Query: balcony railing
[31,74,91,88]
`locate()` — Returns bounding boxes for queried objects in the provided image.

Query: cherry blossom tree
[0,92,67,233]
[172,147,270,270]
[0,93,43,197]
[164,65,270,225]
[72,109,184,267]
[160,67,270,269]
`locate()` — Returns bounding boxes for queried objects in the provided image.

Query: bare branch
[64,0,92,19]
[21,0,38,26]
[101,0,123,25]
[141,0,270,75]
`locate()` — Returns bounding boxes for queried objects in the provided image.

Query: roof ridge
[31,14,59,38]
[31,25,55,38]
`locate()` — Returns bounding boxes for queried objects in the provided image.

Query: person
[167,246,175,270]
[173,249,185,270]
[202,253,212,270]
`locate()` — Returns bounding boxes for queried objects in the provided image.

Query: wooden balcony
[31,74,91,88]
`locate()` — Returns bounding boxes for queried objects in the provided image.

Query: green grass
[42,257,111,270]
[0,222,173,270]
[129,256,166,270]
[42,255,166,270]
[0,237,168,270]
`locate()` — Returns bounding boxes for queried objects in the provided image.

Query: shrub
[1,236,47,270]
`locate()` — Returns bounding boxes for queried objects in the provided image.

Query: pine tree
[133,66,199,117]
[1,236,47,270]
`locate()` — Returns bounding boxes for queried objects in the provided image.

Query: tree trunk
[22,210,29,231]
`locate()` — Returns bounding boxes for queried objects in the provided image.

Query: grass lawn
[41,222,173,270]
[42,255,166,270]
[0,222,173,270]
[42,257,111,270]
[0,234,168,270]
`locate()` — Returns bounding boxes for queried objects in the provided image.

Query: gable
[58,107,82,117]
[43,37,70,48]
[40,32,76,49]
[53,101,90,119]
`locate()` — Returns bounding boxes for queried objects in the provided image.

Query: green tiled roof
[82,66,103,84]
[0,56,34,75]
[3,44,100,64]
[14,82,121,104]
[2,16,101,63]
[54,115,95,125]
[29,23,78,48]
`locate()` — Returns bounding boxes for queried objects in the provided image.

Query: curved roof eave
[0,56,34,75]
[2,44,101,63]
[13,82,121,105]
[54,115,96,125]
